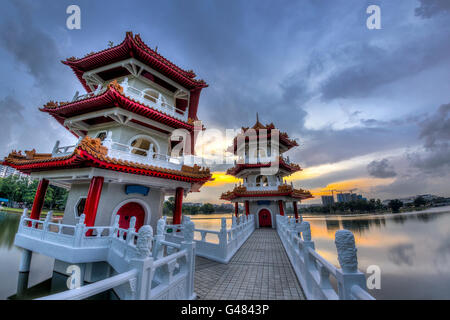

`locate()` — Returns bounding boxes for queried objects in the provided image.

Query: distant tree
[163,197,175,216]
[199,203,215,214]
[388,199,403,213]
[413,196,426,208]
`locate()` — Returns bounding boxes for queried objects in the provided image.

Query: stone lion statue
[136,225,153,258]
[335,229,358,273]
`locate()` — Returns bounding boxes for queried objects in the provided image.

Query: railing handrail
[276,214,374,300]
[36,269,138,300]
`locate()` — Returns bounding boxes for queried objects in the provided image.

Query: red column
[29,179,49,224]
[293,201,299,220]
[84,176,104,230]
[173,187,184,225]
[245,201,250,216]
[278,200,285,216]
[234,202,239,217]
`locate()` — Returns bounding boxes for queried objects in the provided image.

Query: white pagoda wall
[87,125,170,156]
[62,182,164,232]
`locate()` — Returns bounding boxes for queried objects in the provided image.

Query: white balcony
[51,136,184,171]
[244,182,281,191]
[102,138,184,170]
[71,79,188,123]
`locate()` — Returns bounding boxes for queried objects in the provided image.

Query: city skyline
[0,0,449,204]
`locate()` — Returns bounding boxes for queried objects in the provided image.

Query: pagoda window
[254,147,268,159]
[75,197,87,218]
[95,131,107,142]
[142,88,169,107]
[255,175,269,187]
[130,135,159,158]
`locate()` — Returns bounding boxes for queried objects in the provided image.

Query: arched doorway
[116,202,146,231]
[258,209,272,228]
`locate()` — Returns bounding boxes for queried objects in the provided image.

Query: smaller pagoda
[221,116,312,228]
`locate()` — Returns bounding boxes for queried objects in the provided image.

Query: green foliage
[303,198,386,214]
[0,176,68,210]
[413,196,426,207]
[388,199,403,213]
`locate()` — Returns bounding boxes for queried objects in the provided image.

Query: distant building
[0,164,29,179]
[337,193,352,203]
[321,195,334,206]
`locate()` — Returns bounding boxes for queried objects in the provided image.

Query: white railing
[52,140,79,157]
[15,210,196,300]
[164,215,255,263]
[120,78,187,122]
[276,215,375,300]
[72,86,107,102]
[102,134,183,170]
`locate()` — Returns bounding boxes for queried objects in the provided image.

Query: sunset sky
[0,0,449,204]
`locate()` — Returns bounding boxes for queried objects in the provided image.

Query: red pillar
[278,200,285,216]
[173,187,184,225]
[293,201,299,220]
[84,176,104,230]
[29,179,49,224]
[245,201,250,216]
[234,202,239,217]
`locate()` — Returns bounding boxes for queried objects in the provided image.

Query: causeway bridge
[14,210,374,300]
[195,228,305,300]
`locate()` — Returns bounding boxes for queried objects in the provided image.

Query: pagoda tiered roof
[220,184,313,201]
[40,81,195,135]
[63,32,208,93]
[226,156,302,176]
[230,118,299,153]
[2,136,212,185]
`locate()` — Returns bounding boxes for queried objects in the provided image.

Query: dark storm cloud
[367,159,397,178]
[0,96,25,150]
[290,117,419,167]
[415,0,450,18]
[0,0,60,86]
[388,244,415,266]
[408,103,450,172]
[319,38,450,101]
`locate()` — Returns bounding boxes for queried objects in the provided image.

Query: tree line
[0,175,68,211]
[163,197,235,216]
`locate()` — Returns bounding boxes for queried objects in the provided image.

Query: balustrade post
[126,217,137,245]
[74,214,86,247]
[19,209,28,233]
[42,211,53,239]
[218,217,227,248]
[153,217,166,259]
[181,217,196,299]
[131,224,155,299]
[334,230,367,300]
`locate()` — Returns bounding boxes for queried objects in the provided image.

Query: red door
[116,202,145,231]
[258,209,272,228]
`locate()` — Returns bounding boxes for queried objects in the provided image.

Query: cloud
[415,0,450,18]
[0,0,60,86]
[408,103,450,172]
[0,96,25,152]
[388,243,415,266]
[319,38,450,101]
[367,159,397,178]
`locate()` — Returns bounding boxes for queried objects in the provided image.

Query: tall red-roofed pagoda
[2,33,212,290]
[221,115,312,228]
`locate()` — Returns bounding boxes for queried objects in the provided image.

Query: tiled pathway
[195,228,305,300]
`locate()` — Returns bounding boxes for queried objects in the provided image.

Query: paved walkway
[194,228,305,300]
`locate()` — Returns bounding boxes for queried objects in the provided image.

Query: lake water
[1,208,449,299]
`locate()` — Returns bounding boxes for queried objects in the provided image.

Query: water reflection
[0,212,19,249]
